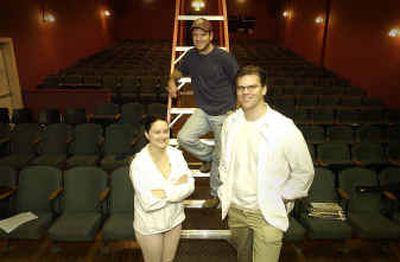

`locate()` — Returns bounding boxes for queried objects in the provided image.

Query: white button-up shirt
[130,145,194,235]
[218,104,314,231]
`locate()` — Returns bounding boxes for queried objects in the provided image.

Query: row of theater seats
[307,141,399,169]
[300,124,400,144]
[0,165,135,250]
[0,165,399,247]
[0,122,398,172]
[0,122,146,172]
[0,102,166,127]
[38,40,171,89]
[278,107,399,126]
[286,166,400,241]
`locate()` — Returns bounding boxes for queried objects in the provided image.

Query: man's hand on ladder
[167,78,178,98]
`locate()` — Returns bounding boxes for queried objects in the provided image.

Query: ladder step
[178,15,225,21]
[184,199,206,208]
[191,169,210,178]
[169,138,215,146]
[178,77,191,84]
[180,229,231,240]
[176,46,227,52]
[171,107,196,114]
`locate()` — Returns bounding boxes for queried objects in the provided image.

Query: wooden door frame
[0,37,24,111]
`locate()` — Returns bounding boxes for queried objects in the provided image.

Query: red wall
[279,0,400,108]
[279,0,326,65]
[110,0,280,41]
[227,0,280,40]
[326,0,400,108]
[110,0,175,40]
[0,0,113,91]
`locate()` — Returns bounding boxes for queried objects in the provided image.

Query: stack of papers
[308,202,346,221]
[0,212,38,234]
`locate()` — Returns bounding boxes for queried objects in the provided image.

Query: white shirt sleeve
[130,158,168,212]
[281,124,315,200]
[164,151,194,202]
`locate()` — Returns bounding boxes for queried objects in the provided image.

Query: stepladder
[167,0,233,241]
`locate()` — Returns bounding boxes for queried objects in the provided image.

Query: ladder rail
[167,0,182,123]
[221,0,230,52]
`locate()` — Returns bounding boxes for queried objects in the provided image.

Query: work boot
[199,161,211,173]
[203,197,220,208]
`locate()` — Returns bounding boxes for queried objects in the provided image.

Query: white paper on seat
[308,202,346,221]
[0,212,38,234]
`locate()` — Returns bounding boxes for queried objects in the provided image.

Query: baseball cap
[190,18,213,32]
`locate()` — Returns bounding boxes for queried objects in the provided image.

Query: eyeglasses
[236,84,262,92]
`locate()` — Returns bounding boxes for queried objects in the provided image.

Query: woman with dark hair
[129,116,194,262]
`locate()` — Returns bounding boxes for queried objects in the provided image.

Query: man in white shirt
[218,65,314,262]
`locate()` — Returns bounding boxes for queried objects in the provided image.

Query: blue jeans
[177,108,227,197]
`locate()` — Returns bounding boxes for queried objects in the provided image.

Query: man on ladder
[168,18,239,200]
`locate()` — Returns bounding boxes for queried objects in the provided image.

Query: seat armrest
[99,187,110,202]
[0,137,10,145]
[98,137,105,146]
[49,188,63,201]
[383,191,397,201]
[66,137,73,144]
[0,186,16,200]
[317,159,328,167]
[32,137,42,145]
[337,188,349,200]
[352,160,363,166]
[130,134,141,146]
[114,113,121,121]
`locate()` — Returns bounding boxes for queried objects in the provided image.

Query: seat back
[0,108,9,124]
[38,108,61,126]
[147,103,167,119]
[327,125,355,143]
[16,166,62,212]
[104,124,136,155]
[12,108,33,124]
[11,123,40,154]
[0,166,16,187]
[38,123,71,154]
[63,108,87,126]
[379,167,400,186]
[356,125,386,143]
[308,167,337,202]
[120,102,145,126]
[317,142,351,165]
[300,125,325,144]
[351,142,386,166]
[69,123,102,155]
[62,166,107,213]
[94,103,119,116]
[338,167,380,213]
[109,166,134,213]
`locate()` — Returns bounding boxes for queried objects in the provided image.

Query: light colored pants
[228,207,283,262]
[177,108,227,197]
[135,224,182,262]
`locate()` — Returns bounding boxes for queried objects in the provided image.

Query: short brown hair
[235,65,267,87]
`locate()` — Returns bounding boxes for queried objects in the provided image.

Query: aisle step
[184,207,227,229]
[181,229,231,240]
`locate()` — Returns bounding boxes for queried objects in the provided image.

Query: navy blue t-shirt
[177,47,239,116]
